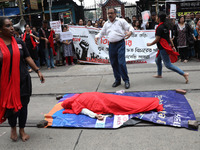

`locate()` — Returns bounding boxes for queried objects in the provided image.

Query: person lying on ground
[61,92,163,120]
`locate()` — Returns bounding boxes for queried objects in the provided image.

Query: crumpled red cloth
[156,22,179,63]
[156,38,179,63]
[48,30,57,56]
[61,92,163,115]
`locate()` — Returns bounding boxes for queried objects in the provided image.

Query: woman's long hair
[158,12,174,30]
[0,17,7,29]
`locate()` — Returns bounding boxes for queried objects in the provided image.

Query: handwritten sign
[170,4,176,19]
[50,21,62,34]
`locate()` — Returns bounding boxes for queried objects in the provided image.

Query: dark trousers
[109,40,129,83]
[197,40,200,59]
[7,96,29,128]
[178,47,189,60]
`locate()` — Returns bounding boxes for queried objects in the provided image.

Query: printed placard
[113,115,129,128]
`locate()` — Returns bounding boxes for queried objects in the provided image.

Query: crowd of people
[11,11,200,74]
[1,7,200,142]
[83,12,200,63]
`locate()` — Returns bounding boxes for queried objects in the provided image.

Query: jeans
[109,40,129,83]
[155,49,184,76]
[44,48,55,68]
[188,46,195,58]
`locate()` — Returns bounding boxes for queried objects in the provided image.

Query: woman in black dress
[23,24,40,72]
[0,18,45,142]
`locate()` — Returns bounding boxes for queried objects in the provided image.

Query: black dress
[0,37,32,105]
[24,31,38,60]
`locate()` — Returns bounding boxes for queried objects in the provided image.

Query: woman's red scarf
[23,30,37,50]
[156,22,179,63]
[0,37,22,124]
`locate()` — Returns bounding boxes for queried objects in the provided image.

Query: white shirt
[96,17,134,43]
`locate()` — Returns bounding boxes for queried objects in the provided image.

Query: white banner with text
[69,26,157,64]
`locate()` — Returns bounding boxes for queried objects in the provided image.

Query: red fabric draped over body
[61,92,163,115]
[156,22,179,63]
[0,37,22,124]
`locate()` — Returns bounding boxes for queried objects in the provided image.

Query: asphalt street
[0,59,200,150]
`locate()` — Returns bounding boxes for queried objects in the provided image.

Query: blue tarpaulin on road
[45,90,196,129]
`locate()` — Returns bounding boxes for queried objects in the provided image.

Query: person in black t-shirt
[147,12,189,84]
[39,20,55,69]
[0,18,45,142]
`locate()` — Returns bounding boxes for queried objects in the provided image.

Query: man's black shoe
[112,82,121,87]
[125,82,130,89]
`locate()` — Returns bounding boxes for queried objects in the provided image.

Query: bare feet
[153,75,162,78]
[10,127,18,141]
[183,73,189,84]
[19,128,30,142]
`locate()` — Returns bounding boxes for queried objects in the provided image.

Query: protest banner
[50,21,62,34]
[68,26,157,64]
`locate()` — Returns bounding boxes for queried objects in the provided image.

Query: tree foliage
[84,11,94,20]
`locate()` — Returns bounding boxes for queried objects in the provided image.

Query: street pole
[41,0,45,20]
[94,0,97,20]
[28,0,32,26]
[156,0,159,14]
[2,6,5,16]
[17,0,24,20]
[48,0,53,21]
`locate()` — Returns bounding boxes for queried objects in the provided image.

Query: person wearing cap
[95,7,134,89]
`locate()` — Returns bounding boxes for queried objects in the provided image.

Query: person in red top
[147,12,189,84]
[0,18,45,142]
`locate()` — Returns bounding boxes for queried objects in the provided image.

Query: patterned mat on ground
[44,90,196,129]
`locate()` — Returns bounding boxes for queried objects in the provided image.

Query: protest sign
[170,4,177,19]
[50,21,62,34]
[60,31,73,41]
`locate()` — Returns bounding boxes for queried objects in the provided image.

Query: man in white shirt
[95,7,134,89]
